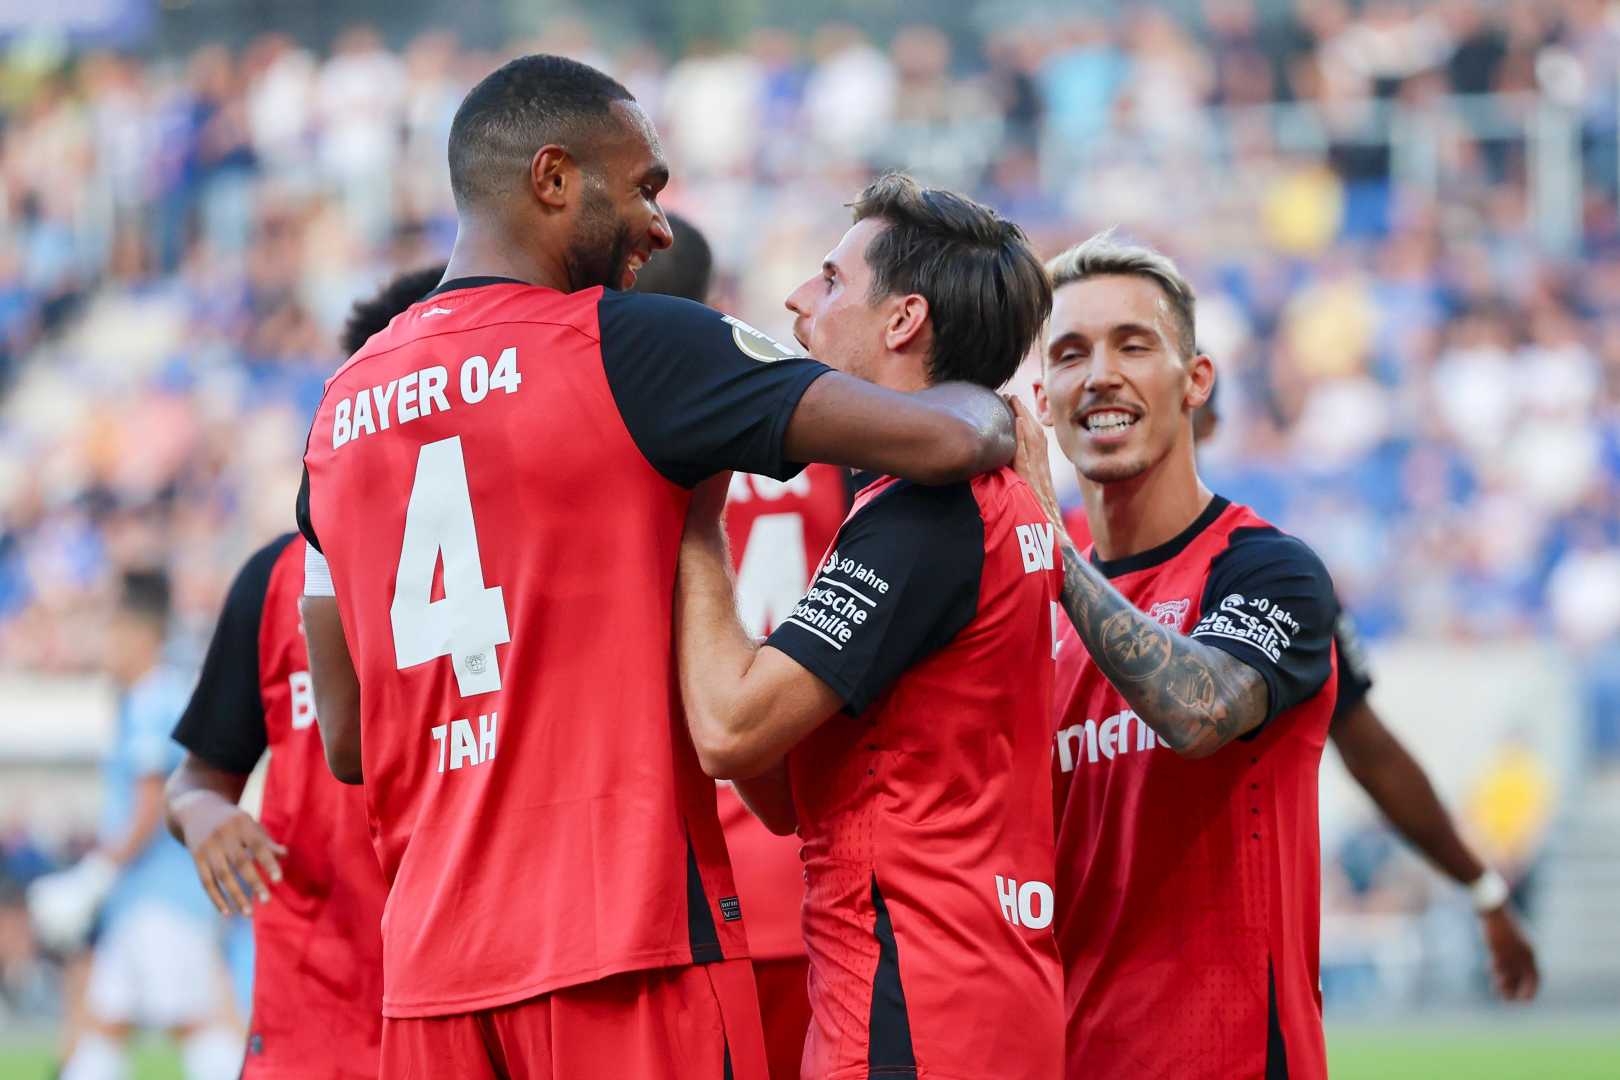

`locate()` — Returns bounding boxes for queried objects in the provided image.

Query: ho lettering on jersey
[1191,592,1298,664]
[330,346,522,452]
[994,874,1055,930]
[1054,708,1170,772]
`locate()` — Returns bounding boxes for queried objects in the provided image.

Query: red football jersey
[718,464,850,961]
[767,468,1065,1080]
[173,534,387,1078]
[1051,497,1337,1080]
[299,279,830,1017]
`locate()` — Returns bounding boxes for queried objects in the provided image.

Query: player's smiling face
[1035,275,1210,485]
[566,101,673,292]
[784,218,894,384]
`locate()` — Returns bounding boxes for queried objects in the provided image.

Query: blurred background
[0,0,1618,1075]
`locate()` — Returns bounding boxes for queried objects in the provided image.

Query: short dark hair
[448,54,635,210]
[342,265,448,355]
[631,211,712,303]
[851,173,1051,390]
[118,567,170,627]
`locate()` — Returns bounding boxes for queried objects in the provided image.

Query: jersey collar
[421,275,531,300]
[1089,495,1230,579]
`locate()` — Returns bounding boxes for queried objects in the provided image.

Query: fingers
[193,819,288,916]
[206,849,256,916]
[246,830,286,889]
[192,853,233,916]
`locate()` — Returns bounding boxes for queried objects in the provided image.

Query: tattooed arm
[1051,537,1269,757]
[1010,399,1333,759]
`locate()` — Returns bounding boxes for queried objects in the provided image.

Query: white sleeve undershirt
[303,543,336,598]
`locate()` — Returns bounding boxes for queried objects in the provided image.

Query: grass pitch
[1,1021,1616,1077]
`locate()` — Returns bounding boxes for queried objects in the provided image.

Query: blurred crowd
[1,0,1620,759]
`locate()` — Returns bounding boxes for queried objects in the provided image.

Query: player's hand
[172,792,286,916]
[26,853,117,953]
[1005,395,1065,533]
[1481,905,1539,1001]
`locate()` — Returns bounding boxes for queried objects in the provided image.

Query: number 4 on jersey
[391,436,510,697]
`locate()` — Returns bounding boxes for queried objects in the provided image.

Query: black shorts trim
[1266,957,1289,1080]
[686,839,724,965]
[868,875,917,1076]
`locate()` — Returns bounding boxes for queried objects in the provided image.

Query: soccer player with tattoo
[296,57,1016,1079]
[1063,383,1541,1003]
[162,265,444,1080]
[1012,233,1339,1079]
[674,175,1064,1080]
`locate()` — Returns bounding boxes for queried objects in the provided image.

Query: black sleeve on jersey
[765,481,983,716]
[171,535,294,773]
[1331,600,1375,722]
[597,290,832,487]
[1189,526,1337,726]
[296,463,321,554]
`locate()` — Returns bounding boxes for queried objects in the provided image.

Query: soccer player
[1064,382,1541,1001]
[28,570,240,1080]
[161,266,445,1080]
[673,174,1064,1080]
[296,57,1015,1078]
[635,211,838,1080]
[1011,233,1339,1079]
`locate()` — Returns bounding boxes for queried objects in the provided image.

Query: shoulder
[248,533,300,579]
[854,477,984,533]
[597,291,803,361]
[1215,520,1333,584]
[596,289,715,336]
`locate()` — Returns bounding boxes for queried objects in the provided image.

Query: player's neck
[1081,448,1212,562]
[442,219,572,294]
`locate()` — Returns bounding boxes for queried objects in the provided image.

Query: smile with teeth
[1084,410,1138,433]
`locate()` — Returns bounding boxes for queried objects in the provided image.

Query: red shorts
[379,960,767,1080]
[752,956,810,1080]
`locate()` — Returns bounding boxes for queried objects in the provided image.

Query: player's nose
[648,209,673,251]
[1083,348,1126,391]
[784,277,815,318]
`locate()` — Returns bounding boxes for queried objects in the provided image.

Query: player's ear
[1184,352,1215,413]
[1032,377,1054,427]
[531,145,572,211]
[884,293,929,353]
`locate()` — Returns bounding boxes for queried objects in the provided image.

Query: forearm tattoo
[1058,539,1267,753]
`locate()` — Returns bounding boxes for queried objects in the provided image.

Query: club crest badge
[1147,598,1191,630]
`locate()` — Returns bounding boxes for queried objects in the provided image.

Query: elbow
[924,418,1005,485]
[1163,711,1225,760]
[323,739,363,785]
[758,813,798,837]
[689,719,772,781]
[693,737,760,782]
[1172,736,1222,761]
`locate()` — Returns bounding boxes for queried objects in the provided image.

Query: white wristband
[1469,869,1509,912]
[304,544,335,598]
